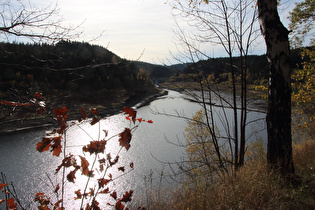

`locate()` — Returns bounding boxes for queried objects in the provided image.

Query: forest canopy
[0,41,158,112]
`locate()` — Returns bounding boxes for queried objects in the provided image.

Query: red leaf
[36,138,52,153]
[123,107,137,123]
[115,200,125,210]
[54,106,68,117]
[0,199,5,205]
[67,170,77,183]
[55,154,76,174]
[79,156,89,176]
[57,117,68,133]
[0,183,8,191]
[74,189,82,200]
[119,128,132,151]
[91,199,101,210]
[147,120,153,123]
[110,191,117,200]
[118,166,125,172]
[130,162,134,169]
[33,92,42,99]
[120,190,133,203]
[98,178,110,188]
[7,198,17,210]
[90,115,100,125]
[83,140,106,155]
[51,136,62,157]
[99,187,110,194]
[81,108,88,119]
[91,108,99,115]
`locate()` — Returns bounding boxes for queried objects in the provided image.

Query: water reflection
[0,90,266,209]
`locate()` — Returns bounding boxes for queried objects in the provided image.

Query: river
[0,90,267,209]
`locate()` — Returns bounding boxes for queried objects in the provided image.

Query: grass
[144,139,315,209]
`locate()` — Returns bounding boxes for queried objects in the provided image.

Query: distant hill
[179,55,269,82]
[172,49,307,85]
[0,41,158,113]
[133,61,179,83]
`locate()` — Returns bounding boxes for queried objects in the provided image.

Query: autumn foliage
[1,94,151,209]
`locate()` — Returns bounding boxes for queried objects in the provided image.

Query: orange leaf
[79,156,89,176]
[36,138,52,153]
[123,107,137,123]
[98,178,110,188]
[119,128,132,151]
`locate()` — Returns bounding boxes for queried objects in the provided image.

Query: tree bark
[257,0,294,175]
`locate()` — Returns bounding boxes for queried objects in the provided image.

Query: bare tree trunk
[257,0,294,175]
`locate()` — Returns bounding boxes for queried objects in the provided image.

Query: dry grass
[145,140,315,209]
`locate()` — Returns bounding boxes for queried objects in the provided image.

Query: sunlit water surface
[0,90,266,209]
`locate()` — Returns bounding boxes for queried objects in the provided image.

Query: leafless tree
[166,0,262,177]
[0,0,81,43]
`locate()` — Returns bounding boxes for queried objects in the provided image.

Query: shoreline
[0,89,167,135]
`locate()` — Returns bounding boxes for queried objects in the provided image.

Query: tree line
[0,41,157,111]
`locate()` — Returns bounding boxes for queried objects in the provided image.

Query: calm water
[0,90,266,209]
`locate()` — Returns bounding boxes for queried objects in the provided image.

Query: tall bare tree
[170,0,260,175]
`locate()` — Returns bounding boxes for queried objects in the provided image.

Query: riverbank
[0,89,167,135]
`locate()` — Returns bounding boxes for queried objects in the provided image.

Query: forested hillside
[0,41,159,113]
[168,51,304,85]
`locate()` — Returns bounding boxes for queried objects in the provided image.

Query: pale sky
[28,0,300,64]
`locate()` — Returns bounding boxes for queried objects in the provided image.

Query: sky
[27,0,300,64]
